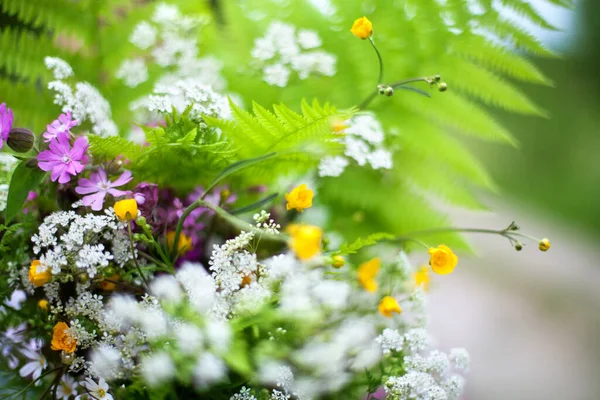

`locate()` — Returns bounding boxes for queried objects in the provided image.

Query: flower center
[98,182,111,191]
[98,389,106,397]
[61,156,71,164]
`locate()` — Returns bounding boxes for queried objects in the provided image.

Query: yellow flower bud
[538,238,550,252]
[114,199,138,221]
[51,322,77,353]
[28,260,52,287]
[378,296,402,318]
[332,255,345,268]
[285,184,314,212]
[351,16,373,40]
[413,266,430,291]
[287,224,322,260]
[358,257,380,292]
[428,245,458,275]
[166,231,193,255]
[38,299,49,311]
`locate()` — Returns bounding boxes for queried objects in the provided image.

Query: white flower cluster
[0,183,8,212]
[251,21,337,87]
[30,210,127,280]
[253,210,281,234]
[318,113,393,177]
[382,328,469,400]
[124,3,230,123]
[45,57,118,137]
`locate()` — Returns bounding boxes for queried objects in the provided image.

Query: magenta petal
[75,185,99,195]
[37,150,61,162]
[82,192,106,211]
[70,136,88,160]
[96,168,108,184]
[50,164,65,182]
[108,189,131,197]
[111,170,132,187]
[58,169,71,184]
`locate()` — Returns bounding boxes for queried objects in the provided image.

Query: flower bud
[377,84,386,95]
[136,216,147,227]
[514,242,523,251]
[332,255,345,268]
[78,273,89,284]
[434,74,441,82]
[7,128,35,153]
[538,238,550,252]
[384,86,394,97]
[104,266,116,276]
[438,82,448,92]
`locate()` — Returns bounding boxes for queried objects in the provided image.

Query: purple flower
[43,111,78,142]
[133,182,159,215]
[75,169,133,211]
[37,132,88,184]
[0,103,13,149]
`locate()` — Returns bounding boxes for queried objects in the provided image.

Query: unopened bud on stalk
[438,82,448,92]
[384,86,394,97]
[538,238,550,252]
[7,128,35,153]
[332,255,345,268]
[514,242,523,251]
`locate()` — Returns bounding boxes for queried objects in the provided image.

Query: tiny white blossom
[141,352,175,386]
[78,377,113,400]
[150,275,183,304]
[130,21,158,49]
[297,29,322,49]
[45,57,74,79]
[116,58,149,88]
[318,156,349,177]
[193,353,226,387]
[450,348,470,372]
[263,63,291,87]
[376,328,404,354]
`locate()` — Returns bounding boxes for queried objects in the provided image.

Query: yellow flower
[413,266,430,291]
[351,16,373,40]
[28,260,52,287]
[332,255,345,268]
[288,224,322,260]
[285,184,314,212]
[114,199,138,221]
[51,322,77,353]
[539,238,550,252]
[358,257,380,292]
[166,231,193,255]
[428,245,458,275]
[98,274,120,291]
[38,299,49,311]
[378,296,402,318]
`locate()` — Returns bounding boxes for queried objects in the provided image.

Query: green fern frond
[205,99,351,181]
[498,0,559,30]
[0,27,55,82]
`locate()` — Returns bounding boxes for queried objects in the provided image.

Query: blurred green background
[475,0,599,233]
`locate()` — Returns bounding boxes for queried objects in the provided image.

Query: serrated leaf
[334,233,396,256]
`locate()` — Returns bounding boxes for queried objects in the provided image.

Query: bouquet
[0,2,556,399]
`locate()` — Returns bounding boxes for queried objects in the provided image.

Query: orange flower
[351,17,373,40]
[51,322,77,353]
[28,260,52,287]
[378,296,402,318]
[428,245,458,275]
[413,266,430,291]
[358,257,380,292]
[285,184,314,212]
[166,231,193,255]
[287,224,322,260]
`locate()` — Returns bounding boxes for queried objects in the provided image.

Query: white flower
[152,3,181,25]
[176,262,217,313]
[193,353,226,387]
[231,387,257,400]
[344,136,371,166]
[428,350,450,375]
[77,377,113,400]
[297,29,322,49]
[368,148,393,170]
[150,275,183,304]
[19,347,47,380]
[376,328,404,354]
[442,375,465,400]
[205,319,232,352]
[174,323,204,351]
[45,57,74,79]
[141,352,175,386]
[450,348,470,372]
[116,58,149,88]
[130,21,157,49]
[404,328,430,353]
[346,114,385,145]
[56,374,79,400]
[318,156,348,177]
[263,63,291,87]
[311,280,350,310]
[90,345,121,380]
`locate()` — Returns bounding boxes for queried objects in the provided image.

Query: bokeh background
[423,0,600,398]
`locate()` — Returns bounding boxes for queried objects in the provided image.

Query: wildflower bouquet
[0,2,557,399]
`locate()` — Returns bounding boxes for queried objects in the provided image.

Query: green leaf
[222,338,253,376]
[334,233,396,256]
[5,161,45,223]
[230,193,279,215]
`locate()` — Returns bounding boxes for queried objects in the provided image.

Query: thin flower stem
[127,222,149,289]
[356,77,431,110]
[368,37,384,85]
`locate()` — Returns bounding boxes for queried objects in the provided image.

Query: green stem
[368,37,384,84]
[0,367,62,400]
[357,77,431,110]
[128,223,149,288]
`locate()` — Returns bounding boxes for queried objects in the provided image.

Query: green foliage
[205,99,351,182]
[334,232,396,256]
[4,161,45,223]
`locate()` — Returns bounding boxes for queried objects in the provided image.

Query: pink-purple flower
[43,111,78,142]
[0,103,13,149]
[37,132,88,184]
[75,169,133,211]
